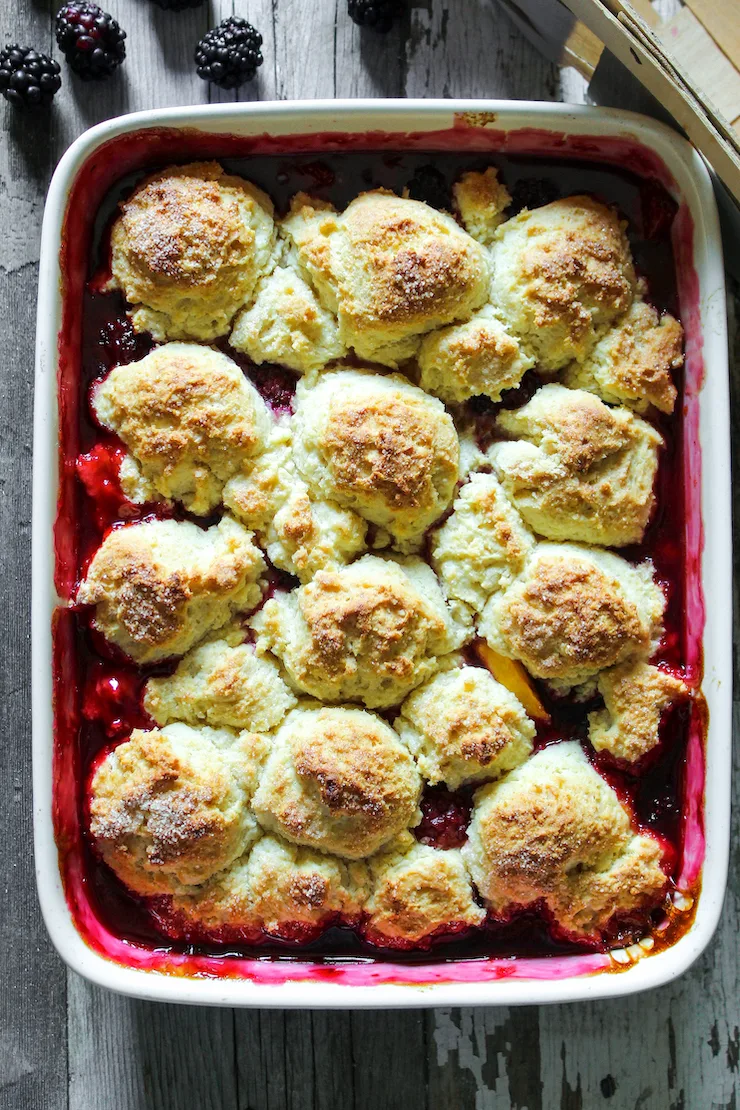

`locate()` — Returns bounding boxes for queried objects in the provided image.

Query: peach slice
[475,642,551,724]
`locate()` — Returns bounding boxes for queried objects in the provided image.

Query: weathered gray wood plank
[350,1010,427,1110]
[428,1008,543,1110]
[0,2,69,1106]
[404,0,563,101]
[67,977,239,1110]
[236,1010,351,1110]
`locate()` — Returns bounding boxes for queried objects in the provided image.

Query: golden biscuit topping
[480,545,664,685]
[94,344,271,514]
[110,162,276,342]
[326,395,451,508]
[499,560,641,673]
[397,664,535,789]
[431,472,535,613]
[452,167,512,246]
[252,706,422,858]
[230,265,345,375]
[463,742,668,937]
[164,835,369,937]
[283,189,490,367]
[365,833,485,945]
[490,384,662,547]
[491,195,636,369]
[589,660,688,762]
[418,307,535,405]
[565,299,683,414]
[77,517,266,663]
[299,570,442,673]
[89,724,265,895]
[144,636,297,734]
[340,191,490,328]
[252,555,467,708]
[293,369,459,546]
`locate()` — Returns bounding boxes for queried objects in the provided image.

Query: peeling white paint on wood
[434,1009,523,1109]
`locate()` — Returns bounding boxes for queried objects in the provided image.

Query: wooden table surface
[2,1,738,1106]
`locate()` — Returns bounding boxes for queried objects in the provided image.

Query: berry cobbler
[66,150,697,962]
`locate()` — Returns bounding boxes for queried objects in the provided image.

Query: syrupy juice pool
[52,132,706,979]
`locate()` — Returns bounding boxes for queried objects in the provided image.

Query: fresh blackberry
[56,2,126,81]
[148,0,204,10]
[347,0,404,33]
[195,17,263,89]
[406,164,450,211]
[0,45,61,107]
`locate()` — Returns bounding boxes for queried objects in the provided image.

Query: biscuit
[267,483,368,584]
[110,162,277,341]
[252,554,469,708]
[166,834,370,938]
[563,299,683,414]
[457,423,487,483]
[452,167,511,246]
[77,516,266,663]
[292,368,459,549]
[230,264,345,375]
[490,195,636,370]
[479,542,664,687]
[431,472,535,613]
[144,636,297,734]
[462,741,668,937]
[364,831,485,946]
[588,660,688,762]
[282,190,491,367]
[222,422,294,532]
[396,664,535,789]
[88,723,266,895]
[93,343,272,515]
[417,306,535,404]
[222,422,368,582]
[489,383,662,546]
[251,704,422,858]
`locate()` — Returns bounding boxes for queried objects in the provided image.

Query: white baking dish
[33,99,731,1008]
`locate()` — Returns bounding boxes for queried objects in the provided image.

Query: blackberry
[0,45,61,108]
[347,0,404,33]
[56,2,126,81]
[509,178,559,215]
[147,0,204,10]
[195,17,263,89]
[98,318,150,366]
[406,165,450,211]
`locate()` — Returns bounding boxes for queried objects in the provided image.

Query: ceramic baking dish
[33,99,731,1008]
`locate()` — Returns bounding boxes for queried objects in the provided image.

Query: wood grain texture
[1,1,738,1108]
[0,0,69,1104]
[68,977,239,1110]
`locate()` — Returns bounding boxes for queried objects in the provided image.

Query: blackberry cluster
[195,17,263,89]
[347,0,404,33]
[0,45,61,107]
[56,2,126,81]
